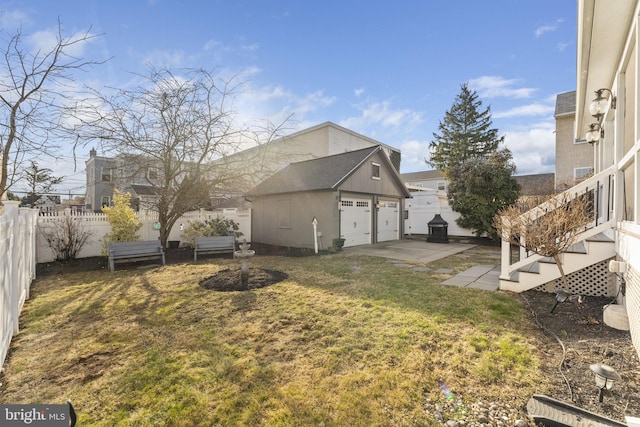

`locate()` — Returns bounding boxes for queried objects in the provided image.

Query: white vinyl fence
[36,208,251,263]
[1,201,39,369]
[0,205,248,369]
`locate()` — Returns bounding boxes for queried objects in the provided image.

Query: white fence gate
[1,201,38,369]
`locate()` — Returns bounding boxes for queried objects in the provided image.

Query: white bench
[108,240,166,272]
[194,236,236,262]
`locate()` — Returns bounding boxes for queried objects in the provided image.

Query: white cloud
[27,28,96,58]
[354,87,365,97]
[535,19,564,38]
[468,76,536,99]
[503,121,556,175]
[398,139,431,172]
[234,82,336,128]
[142,49,190,68]
[340,100,423,132]
[493,103,555,119]
[204,39,223,51]
[1,9,31,30]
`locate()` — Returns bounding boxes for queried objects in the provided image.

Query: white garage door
[377,200,400,242]
[340,197,371,247]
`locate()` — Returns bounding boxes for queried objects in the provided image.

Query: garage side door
[377,200,399,242]
[340,198,371,247]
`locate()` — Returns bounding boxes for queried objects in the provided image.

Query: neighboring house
[401,170,447,192]
[24,195,61,214]
[501,0,640,358]
[247,146,410,250]
[85,149,163,212]
[219,121,401,194]
[85,148,116,212]
[85,122,402,212]
[554,90,594,190]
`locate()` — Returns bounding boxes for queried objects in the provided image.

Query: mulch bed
[199,268,288,292]
[520,289,639,421]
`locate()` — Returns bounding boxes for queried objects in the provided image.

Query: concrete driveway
[342,238,475,263]
[343,238,500,291]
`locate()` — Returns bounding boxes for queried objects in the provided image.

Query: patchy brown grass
[0,252,549,426]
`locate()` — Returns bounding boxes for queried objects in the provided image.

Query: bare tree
[494,193,593,290]
[79,67,287,248]
[40,214,93,261]
[0,20,103,199]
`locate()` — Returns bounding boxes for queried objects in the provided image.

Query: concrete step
[500,232,615,293]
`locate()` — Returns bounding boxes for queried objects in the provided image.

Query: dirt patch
[520,289,639,421]
[199,268,288,291]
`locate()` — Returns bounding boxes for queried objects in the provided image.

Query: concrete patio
[343,238,500,291]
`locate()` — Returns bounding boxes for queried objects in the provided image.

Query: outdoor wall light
[550,289,569,313]
[590,363,621,402]
[589,88,616,120]
[586,123,603,144]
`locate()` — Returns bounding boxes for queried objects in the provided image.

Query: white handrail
[500,165,617,281]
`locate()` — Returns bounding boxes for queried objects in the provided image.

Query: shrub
[101,190,142,254]
[181,216,243,247]
[40,215,93,261]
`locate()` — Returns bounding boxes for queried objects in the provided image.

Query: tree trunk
[553,253,569,290]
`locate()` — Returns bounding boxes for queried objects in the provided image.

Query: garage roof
[247,145,410,197]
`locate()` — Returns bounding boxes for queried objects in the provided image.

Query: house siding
[576,0,640,358]
[555,111,593,190]
[338,152,407,198]
[251,191,338,249]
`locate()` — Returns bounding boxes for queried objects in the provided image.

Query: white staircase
[499,228,615,292]
[499,166,618,294]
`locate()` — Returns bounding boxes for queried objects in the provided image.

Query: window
[277,199,291,228]
[371,162,380,180]
[147,167,158,180]
[101,167,112,182]
[101,196,111,208]
[574,167,593,181]
[437,181,446,191]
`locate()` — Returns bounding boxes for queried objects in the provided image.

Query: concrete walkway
[343,239,500,291]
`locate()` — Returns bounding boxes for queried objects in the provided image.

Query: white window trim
[574,167,593,180]
[372,162,381,180]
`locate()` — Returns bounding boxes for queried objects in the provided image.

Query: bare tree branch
[76,66,290,247]
[495,192,594,290]
[0,19,106,199]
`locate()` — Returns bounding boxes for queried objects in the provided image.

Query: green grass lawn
[0,249,549,426]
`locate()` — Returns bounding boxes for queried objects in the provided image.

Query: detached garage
[247,146,410,250]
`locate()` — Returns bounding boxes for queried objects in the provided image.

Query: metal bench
[108,240,166,272]
[194,236,236,262]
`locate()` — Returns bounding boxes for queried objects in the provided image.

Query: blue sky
[2,1,577,196]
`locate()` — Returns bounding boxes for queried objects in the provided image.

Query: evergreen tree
[448,149,520,239]
[427,83,503,176]
[427,83,520,239]
[23,160,63,206]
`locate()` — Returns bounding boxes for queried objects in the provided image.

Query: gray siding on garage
[251,191,339,250]
[337,151,408,199]
[247,146,410,249]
